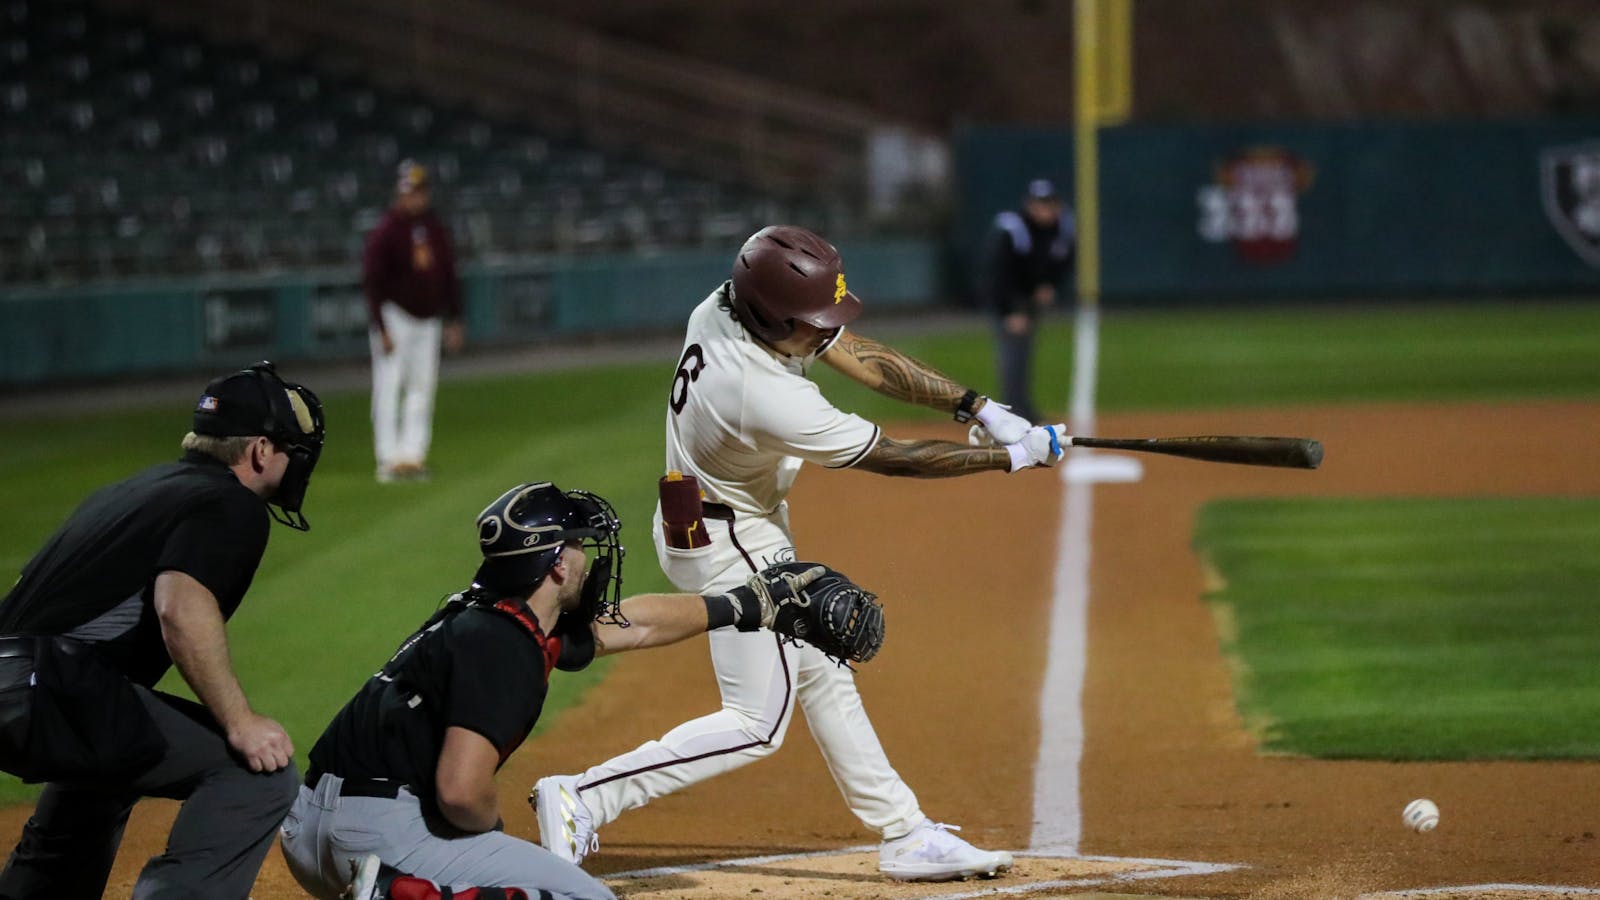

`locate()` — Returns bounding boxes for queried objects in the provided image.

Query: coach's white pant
[370,302,441,469]
[573,503,924,841]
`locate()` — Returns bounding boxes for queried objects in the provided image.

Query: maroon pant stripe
[580,520,791,794]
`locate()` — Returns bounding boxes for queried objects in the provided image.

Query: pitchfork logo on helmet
[472,482,626,623]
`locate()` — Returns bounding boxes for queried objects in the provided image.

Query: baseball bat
[1066,435,1323,469]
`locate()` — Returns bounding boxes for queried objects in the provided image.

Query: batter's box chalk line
[605,846,1242,899]
[1357,886,1600,899]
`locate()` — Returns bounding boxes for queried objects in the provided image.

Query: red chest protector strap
[490,598,561,677]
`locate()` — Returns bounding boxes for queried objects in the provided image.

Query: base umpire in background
[0,362,325,899]
[981,177,1074,423]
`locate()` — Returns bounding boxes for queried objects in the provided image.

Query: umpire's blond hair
[181,432,254,465]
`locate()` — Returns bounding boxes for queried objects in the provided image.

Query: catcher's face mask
[566,490,626,626]
[474,483,626,623]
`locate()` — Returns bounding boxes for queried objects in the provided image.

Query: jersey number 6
[669,344,706,415]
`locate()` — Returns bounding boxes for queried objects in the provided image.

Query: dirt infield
[3,400,1598,898]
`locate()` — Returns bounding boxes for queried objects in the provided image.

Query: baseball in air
[1402,798,1440,833]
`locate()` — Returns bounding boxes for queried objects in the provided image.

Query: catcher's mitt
[738,562,886,665]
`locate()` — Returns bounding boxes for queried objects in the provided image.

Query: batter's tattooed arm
[854,436,1010,478]
[823,331,972,414]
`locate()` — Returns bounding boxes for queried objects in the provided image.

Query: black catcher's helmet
[473,482,625,623]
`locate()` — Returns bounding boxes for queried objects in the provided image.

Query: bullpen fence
[0,239,937,386]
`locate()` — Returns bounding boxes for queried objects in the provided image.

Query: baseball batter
[535,225,1064,882]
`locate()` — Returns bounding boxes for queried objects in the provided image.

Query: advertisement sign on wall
[201,289,276,353]
[1196,146,1316,266]
[1541,141,1600,268]
[497,270,553,335]
[311,280,370,348]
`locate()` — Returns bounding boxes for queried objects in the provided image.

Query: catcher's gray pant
[280,773,614,900]
[0,685,298,900]
[570,503,923,840]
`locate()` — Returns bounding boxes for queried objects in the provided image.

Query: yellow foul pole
[1072,0,1131,311]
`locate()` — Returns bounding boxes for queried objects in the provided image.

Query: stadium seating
[0,0,829,284]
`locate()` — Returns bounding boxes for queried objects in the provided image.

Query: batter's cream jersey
[665,286,880,515]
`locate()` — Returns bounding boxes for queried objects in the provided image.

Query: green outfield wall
[955,119,1600,301]
[0,239,936,386]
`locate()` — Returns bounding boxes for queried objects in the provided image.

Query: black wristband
[953,389,981,423]
[703,594,737,630]
[704,589,763,632]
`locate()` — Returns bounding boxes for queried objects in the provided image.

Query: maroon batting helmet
[729,225,862,344]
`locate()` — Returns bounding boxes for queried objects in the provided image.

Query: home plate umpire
[0,361,324,899]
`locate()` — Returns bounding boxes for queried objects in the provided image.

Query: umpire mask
[194,361,326,531]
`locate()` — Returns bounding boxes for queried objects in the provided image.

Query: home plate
[1063,452,1143,484]
[606,850,1159,898]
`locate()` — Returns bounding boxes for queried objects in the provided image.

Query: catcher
[278,480,881,900]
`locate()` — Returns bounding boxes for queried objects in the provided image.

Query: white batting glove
[974,399,1032,444]
[1006,424,1068,472]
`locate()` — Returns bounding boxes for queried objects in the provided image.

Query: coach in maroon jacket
[363,160,464,483]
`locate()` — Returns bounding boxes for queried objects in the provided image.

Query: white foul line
[1030,473,1092,855]
[1066,304,1101,441]
[1030,303,1102,855]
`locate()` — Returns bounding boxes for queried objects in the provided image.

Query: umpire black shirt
[0,451,269,686]
[983,210,1075,316]
[307,603,556,810]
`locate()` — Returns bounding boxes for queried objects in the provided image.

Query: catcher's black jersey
[0,451,269,686]
[307,603,554,807]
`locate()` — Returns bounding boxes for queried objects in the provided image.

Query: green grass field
[817,300,1600,420]
[1195,497,1600,759]
[1,300,1598,802]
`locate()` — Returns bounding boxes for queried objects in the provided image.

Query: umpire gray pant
[0,687,298,900]
[280,773,615,900]
[993,315,1040,422]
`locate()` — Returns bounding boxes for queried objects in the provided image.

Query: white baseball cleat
[533,774,599,864]
[878,819,1014,882]
[341,853,382,900]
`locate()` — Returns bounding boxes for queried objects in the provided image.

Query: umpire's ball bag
[0,636,167,783]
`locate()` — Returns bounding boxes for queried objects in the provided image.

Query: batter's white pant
[370,302,442,469]
[280,774,614,900]
[573,503,924,841]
